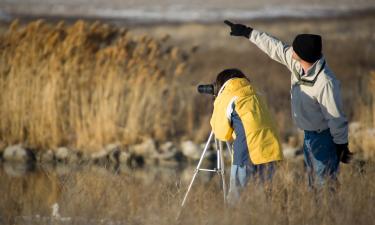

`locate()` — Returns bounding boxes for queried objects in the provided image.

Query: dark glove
[224,20,253,38]
[335,143,353,164]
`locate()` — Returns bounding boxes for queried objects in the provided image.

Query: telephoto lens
[197,84,215,95]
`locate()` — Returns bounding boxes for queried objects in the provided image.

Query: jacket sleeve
[317,80,349,144]
[249,30,296,72]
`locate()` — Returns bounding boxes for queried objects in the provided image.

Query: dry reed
[351,70,375,159]
[0,20,196,153]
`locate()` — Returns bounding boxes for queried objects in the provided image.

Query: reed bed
[0,20,197,153]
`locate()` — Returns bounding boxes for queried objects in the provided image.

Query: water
[0,0,374,22]
[0,161,220,222]
[1,160,373,225]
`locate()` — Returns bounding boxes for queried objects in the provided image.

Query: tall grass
[0,20,197,152]
[351,70,375,158]
[359,70,375,128]
[0,161,373,225]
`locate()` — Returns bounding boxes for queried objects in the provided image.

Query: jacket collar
[294,57,326,86]
[300,57,326,81]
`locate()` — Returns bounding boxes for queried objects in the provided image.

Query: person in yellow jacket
[210,68,283,204]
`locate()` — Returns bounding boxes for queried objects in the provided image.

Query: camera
[197,84,217,96]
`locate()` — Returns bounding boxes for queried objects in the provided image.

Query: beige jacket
[249,30,348,144]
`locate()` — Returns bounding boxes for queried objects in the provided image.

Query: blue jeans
[303,129,339,188]
[227,163,274,205]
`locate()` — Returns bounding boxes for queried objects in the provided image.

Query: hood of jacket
[218,77,256,98]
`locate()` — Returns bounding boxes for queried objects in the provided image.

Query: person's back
[210,69,283,204]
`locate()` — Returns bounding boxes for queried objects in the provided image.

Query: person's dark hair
[216,68,247,89]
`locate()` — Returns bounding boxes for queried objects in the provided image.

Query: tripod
[181,131,232,207]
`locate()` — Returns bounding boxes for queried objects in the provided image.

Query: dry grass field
[0,15,374,225]
[0,160,373,225]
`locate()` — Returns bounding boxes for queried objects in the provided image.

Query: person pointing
[224,20,352,188]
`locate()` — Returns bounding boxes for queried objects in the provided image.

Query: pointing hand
[224,20,253,38]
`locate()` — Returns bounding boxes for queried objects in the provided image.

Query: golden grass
[359,70,375,128]
[0,161,373,225]
[351,70,375,158]
[0,20,196,153]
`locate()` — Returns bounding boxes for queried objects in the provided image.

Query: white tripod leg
[226,142,233,157]
[181,131,214,207]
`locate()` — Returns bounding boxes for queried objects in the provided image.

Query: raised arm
[224,20,296,72]
[250,30,295,70]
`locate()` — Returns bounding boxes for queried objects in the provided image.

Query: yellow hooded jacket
[210,78,283,164]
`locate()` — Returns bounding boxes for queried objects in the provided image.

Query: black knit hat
[292,34,322,63]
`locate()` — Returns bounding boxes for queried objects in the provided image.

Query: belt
[304,128,329,135]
